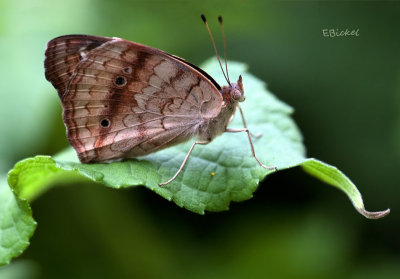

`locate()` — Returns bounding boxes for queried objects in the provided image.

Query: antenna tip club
[201,14,207,23]
[218,15,223,23]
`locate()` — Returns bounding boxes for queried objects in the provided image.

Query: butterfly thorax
[197,76,245,142]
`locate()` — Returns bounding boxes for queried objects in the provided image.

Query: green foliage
[0,59,389,265]
[0,177,36,266]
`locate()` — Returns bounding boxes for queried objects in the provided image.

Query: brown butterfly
[44,15,276,186]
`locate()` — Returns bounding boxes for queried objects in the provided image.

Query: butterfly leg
[225,128,277,171]
[159,141,210,186]
[237,104,262,138]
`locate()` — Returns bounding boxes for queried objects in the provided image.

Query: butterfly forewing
[48,36,224,163]
[44,35,112,98]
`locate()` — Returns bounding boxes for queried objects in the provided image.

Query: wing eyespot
[100,118,110,128]
[123,67,132,74]
[114,76,127,87]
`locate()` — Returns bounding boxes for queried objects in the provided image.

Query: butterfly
[44,14,276,186]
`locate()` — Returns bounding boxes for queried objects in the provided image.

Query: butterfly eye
[114,76,127,87]
[100,119,110,128]
[232,89,242,101]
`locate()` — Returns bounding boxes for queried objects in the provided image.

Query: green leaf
[0,260,40,278]
[301,159,390,219]
[7,58,389,219]
[0,176,36,266]
[3,58,389,264]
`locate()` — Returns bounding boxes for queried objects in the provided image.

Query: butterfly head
[230,75,245,102]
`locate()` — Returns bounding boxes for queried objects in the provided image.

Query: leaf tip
[358,207,390,219]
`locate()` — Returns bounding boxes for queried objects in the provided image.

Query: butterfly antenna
[201,14,230,84]
[218,15,231,84]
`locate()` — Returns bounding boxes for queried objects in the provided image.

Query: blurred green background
[1,0,399,278]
